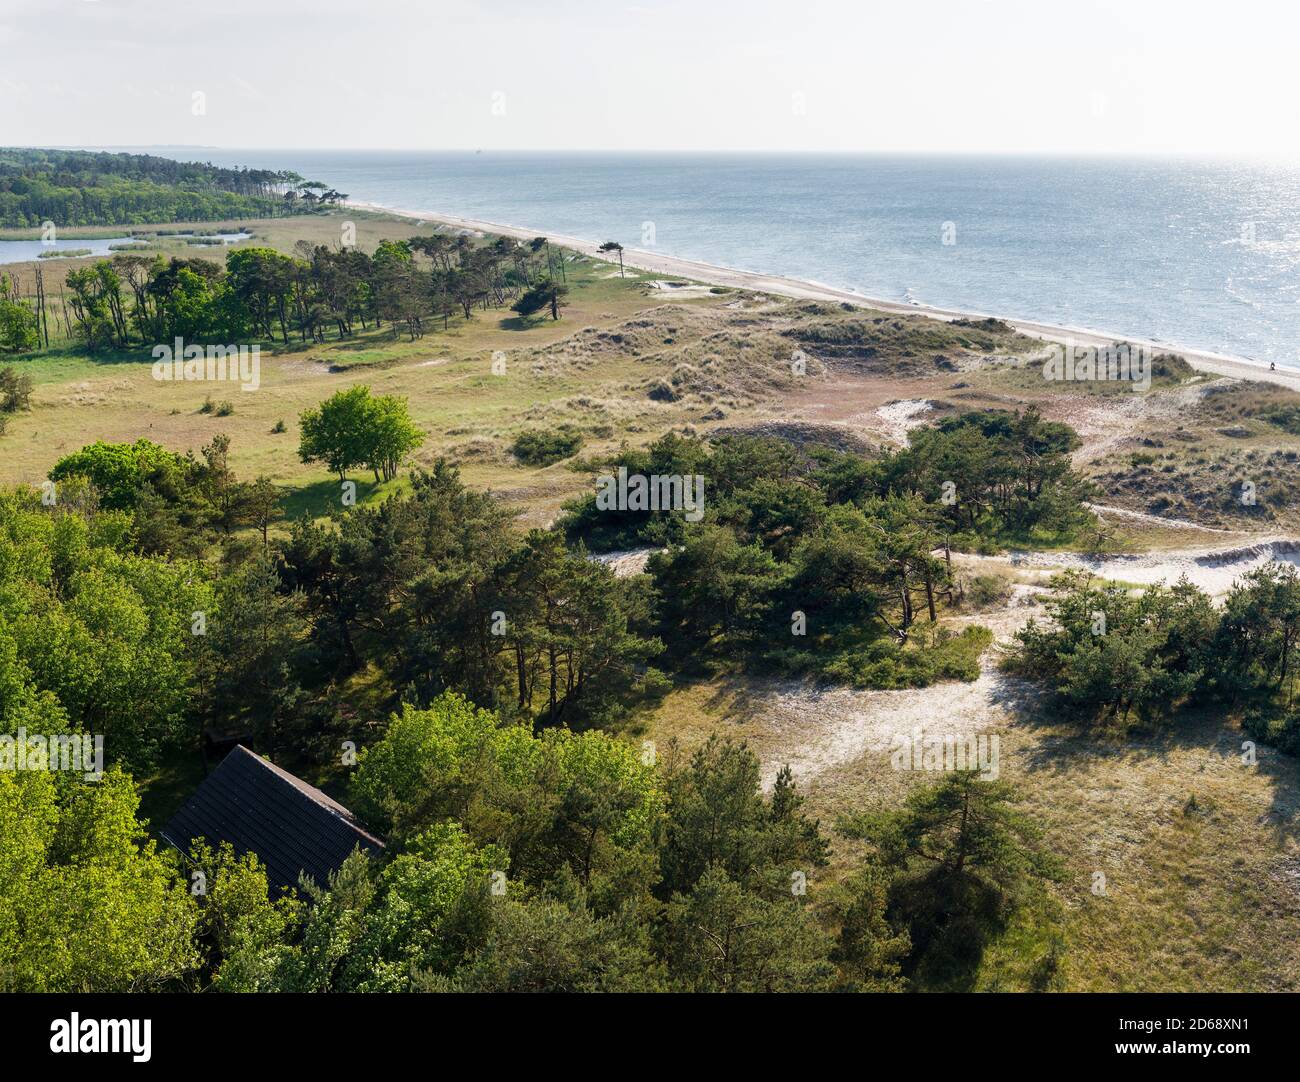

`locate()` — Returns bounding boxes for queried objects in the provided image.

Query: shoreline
[349,199,1300,393]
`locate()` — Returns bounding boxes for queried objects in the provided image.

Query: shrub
[0,365,34,412]
[0,298,40,353]
[510,426,584,467]
[963,573,1011,610]
[1243,708,1300,755]
[778,625,992,690]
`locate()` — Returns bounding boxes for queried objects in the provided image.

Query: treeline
[0,148,341,227]
[1006,564,1300,750]
[18,234,566,354]
[9,447,666,762]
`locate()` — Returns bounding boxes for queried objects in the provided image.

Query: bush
[0,298,40,353]
[1003,571,1216,726]
[1150,353,1196,383]
[510,426,584,466]
[962,573,1011,610]
[1243,708,1300,755]
[0,365,34,412]
[777,625,992,689]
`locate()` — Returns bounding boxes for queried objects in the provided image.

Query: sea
[127,149,1300,367]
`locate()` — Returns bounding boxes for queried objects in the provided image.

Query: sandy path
[589,548,656,577]
[349,201,1300,393]
[1085,502,1233,534]
[954,538,1300,597]
[753,533,1300,790]
[755,586,1047,791]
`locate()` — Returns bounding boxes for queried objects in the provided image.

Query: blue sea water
[137,149,1300,366]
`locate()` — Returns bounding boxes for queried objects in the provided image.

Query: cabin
[161,745,384,894]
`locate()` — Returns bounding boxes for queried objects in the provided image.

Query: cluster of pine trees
[1007,563,1300,745]
[13,234,567,354]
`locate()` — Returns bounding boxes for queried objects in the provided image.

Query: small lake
[0,231,254,265]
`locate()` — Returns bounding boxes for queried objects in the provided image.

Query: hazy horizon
[4,0,1299,158]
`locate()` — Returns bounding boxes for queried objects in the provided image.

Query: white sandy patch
[756,596,1047,793]
[874,398,934,445]
[954,538,1300,597]
[1067,376,1233,467]
[414,358,449,368]
[749,587,1049,791]
[278,358,333,377]
[645,280,715,298]
[588,548,658,577]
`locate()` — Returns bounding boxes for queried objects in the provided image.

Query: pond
[0,231,254,265]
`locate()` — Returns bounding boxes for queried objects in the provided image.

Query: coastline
[349,199,1300,393]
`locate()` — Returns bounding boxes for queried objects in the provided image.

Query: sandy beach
[350,199,1300,393]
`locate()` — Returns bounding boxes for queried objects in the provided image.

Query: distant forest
[0,148,346,228]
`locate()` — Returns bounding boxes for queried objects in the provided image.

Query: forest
[0,148,343,228]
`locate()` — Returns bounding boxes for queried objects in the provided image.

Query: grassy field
[635,664,1300,992]
[2,209,1052,527]
[1,210,736,524]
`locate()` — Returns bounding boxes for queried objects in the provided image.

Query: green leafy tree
[0,768,198,991]
[661,866,836,992]
[352,692,662,909]
[298,384,376,481]
[1007,571,1215,724]
[365,392,425,482]
[187,841,301,992]
[0,300,39,353]
[49,438,188,510]
[299,385,424,483]
[0,365,34,411]
[200,551,309,756]
[598,240,625,277]
[659,736,828,898]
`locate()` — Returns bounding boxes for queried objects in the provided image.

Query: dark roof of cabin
[161,745,384,893]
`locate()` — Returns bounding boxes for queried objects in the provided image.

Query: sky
[1,0,1298,156]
